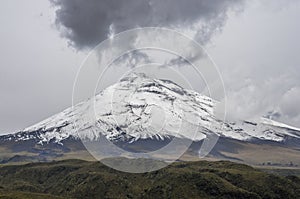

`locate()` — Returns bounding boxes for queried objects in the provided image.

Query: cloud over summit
[50,0,244,49]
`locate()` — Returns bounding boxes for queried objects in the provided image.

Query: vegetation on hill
[0,158,299,199]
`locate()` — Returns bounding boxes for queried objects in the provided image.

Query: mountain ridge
[2,73,299,146]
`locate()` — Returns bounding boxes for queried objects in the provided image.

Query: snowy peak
[85,72,219,142]
[4,73,300,145]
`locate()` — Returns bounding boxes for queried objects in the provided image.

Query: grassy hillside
[0,159,299,199]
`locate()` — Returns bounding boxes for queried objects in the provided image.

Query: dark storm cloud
[50,0,244,49]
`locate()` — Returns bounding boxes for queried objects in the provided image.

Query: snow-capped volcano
[3,73,300,145]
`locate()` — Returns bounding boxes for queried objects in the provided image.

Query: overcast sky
[1,0,300,134]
